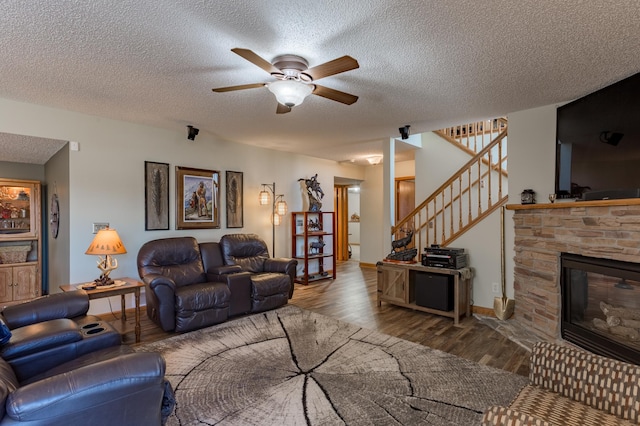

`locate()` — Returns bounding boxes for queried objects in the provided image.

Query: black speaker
[187,125,199,141]
[399,125,410,140]
[412,271,454,311]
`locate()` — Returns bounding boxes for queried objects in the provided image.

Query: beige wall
[0,97,366,313]
[0,95,564,314]
[45,144,70,293]
[0,161,45,181]
[412,106,559,309]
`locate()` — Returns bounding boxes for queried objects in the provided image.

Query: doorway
[334,180,362,262]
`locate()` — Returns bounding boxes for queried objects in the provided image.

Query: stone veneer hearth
[508,199,640,341]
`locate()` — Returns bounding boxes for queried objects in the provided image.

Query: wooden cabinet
[291,211,336,284]
[0,179,41,304]
[0,265,38,302]
[376,261,472,325]
[377,263,410,304]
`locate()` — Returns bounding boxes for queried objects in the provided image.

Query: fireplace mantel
[507,198,640,211]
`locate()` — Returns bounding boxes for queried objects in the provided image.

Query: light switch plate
[92,222,109,233]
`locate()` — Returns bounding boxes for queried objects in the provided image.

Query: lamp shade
[85,228,127,255]
[267,80,314,107]
[276,199,288,216]
[272,213,281,226]
[259,190,270,205]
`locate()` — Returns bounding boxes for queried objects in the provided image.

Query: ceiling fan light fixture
[268,80,313,108]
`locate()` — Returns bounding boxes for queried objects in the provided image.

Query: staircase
[392,118,508,254]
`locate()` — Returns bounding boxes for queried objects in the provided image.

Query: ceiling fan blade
[312,84,359,105]
[276,103,291,114]
[303,56,359,80]
[212,83,265,93]
[231,48,282,75]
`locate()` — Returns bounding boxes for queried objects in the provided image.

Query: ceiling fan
[212,48,359,114]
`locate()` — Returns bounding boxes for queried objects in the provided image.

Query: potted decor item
[520,189,536,204]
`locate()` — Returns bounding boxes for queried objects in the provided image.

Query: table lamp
[85,227,127,286]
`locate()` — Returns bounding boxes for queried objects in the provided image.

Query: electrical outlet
[492,283,500,294]
[92,222,109,233]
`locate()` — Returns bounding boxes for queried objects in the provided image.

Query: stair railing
[392,119,508,255]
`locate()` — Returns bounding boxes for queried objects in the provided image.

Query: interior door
[395,178,415,225]
[334,186,349,261]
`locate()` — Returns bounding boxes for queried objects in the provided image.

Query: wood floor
[101,260,530,377]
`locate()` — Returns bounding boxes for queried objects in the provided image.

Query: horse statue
[309,237,325,254]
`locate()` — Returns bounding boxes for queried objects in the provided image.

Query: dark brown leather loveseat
[137,234,296,333]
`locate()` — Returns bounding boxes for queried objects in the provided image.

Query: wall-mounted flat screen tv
[555,72,640,200]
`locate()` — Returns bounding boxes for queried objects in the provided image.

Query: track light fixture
[399,125,411,140]
[187,125,200,141]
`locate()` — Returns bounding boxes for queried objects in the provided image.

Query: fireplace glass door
[561,253,640,364]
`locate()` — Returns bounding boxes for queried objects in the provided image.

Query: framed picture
[176,166,220,229]
[144,161,170,230]
[226,171,243,228]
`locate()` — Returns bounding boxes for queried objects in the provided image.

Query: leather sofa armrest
[264,258,296,273]
[265,258,297,298]
[0,319,81,361]
[143,274,178,306]
[143,274,177,291]
[213,271,252,317]
[208,271,251,294]
[481,406,552,426]
[142,274,178,332]
[5,352,167,423]
[209,265,243,275]
[2,291,90,329]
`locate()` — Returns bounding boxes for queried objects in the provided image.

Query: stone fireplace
[509,200,640,360]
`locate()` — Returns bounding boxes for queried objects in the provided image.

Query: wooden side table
[60,277,144,343]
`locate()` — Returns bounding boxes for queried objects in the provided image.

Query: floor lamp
[259,182,287,256]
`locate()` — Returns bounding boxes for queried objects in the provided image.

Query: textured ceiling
[1,0,639,165]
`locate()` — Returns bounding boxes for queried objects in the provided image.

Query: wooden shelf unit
[291,211,336,284]
[376,261,471,324]
[0,179,42,305]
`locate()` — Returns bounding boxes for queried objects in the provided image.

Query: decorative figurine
[307,218,321,232]
[385,229,417,262]
[520,189,536,204]
[298,174,324,212]
[309,237,325,254]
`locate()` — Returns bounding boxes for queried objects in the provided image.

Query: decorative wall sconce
[259,182,287,255]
